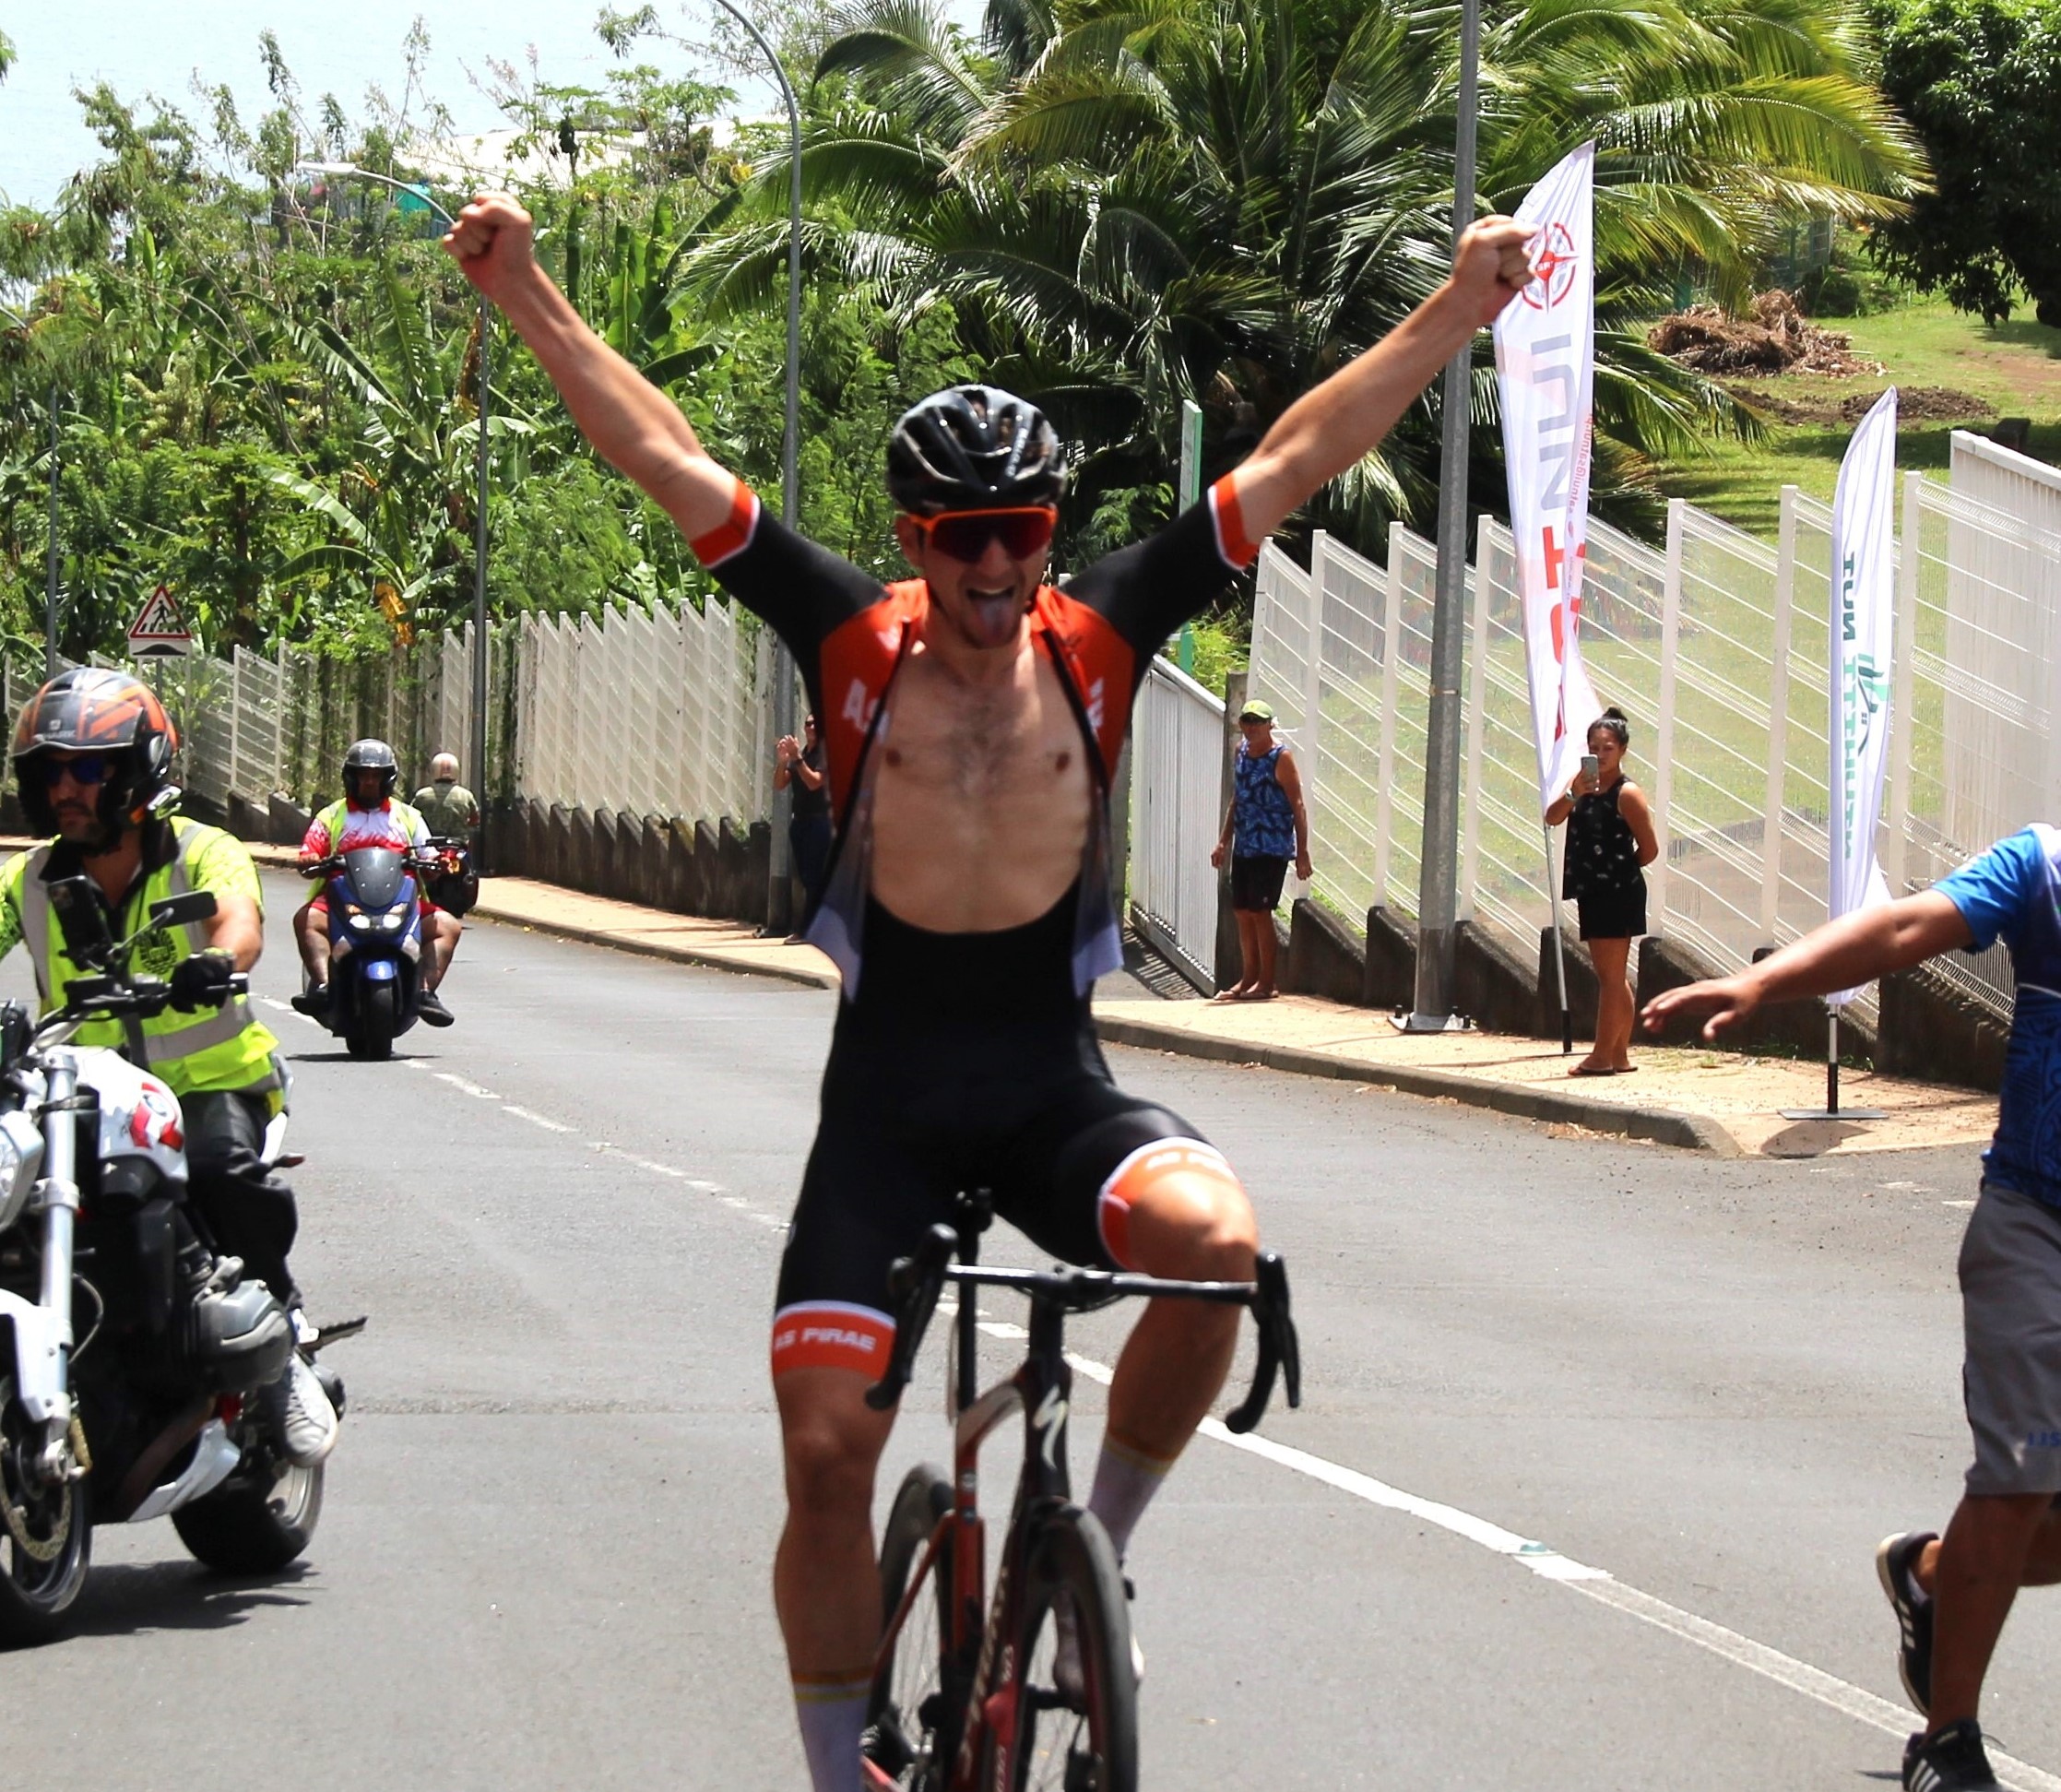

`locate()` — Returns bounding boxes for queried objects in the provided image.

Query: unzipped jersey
[688,475,1260,996]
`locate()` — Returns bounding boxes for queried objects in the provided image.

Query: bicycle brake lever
[1224,1251,1297,1433]
[864,1223,959,1412]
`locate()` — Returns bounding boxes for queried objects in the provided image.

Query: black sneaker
[1903,1719,1998,1791]
[1877,1529,1937,1715]
[290,984,329,1017]
[416,988,455,1027]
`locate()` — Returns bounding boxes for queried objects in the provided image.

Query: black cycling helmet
[10,667,179,844]
[342,738,399,806]
[887,384,1067,516]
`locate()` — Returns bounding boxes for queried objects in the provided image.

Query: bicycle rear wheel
[997,1506,1138,1792]
[866,1463,956,1787]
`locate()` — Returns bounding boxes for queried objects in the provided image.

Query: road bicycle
[860,1193,1301,1791]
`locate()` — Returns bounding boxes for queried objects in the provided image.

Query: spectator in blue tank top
[1210,699,1310,1000]
[1641,824,2061,1792]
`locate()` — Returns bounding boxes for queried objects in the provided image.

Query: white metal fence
[1128,658,1226,991]
[1250,469,2061,1023]
[4,594,771,844]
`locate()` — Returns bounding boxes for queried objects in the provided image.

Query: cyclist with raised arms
[444,191,1533,1790]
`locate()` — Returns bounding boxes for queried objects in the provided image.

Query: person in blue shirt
[1641,825,2061,1792]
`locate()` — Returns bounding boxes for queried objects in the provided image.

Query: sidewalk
[397,863,1992,1162]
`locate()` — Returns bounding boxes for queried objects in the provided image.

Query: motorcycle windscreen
[341,847,412,910]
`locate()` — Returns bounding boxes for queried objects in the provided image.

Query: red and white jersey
[300,798,430,861]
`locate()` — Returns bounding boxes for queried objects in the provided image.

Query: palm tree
[688,0,1921,548]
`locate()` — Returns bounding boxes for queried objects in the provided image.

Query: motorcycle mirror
[148,890,218,931]
[47,875,115,969]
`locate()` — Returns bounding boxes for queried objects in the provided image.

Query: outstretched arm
[443,194,738,542]
[1230,218,1534,543]
[1639,892,1972,1041]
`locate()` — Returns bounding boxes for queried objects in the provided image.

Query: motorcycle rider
[412,751,480,852]
[0,668,338,1466]
[291,738,460,1026]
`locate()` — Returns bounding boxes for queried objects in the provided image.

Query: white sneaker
[265,1354,339,1466]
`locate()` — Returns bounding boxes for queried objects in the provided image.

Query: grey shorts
[1960,1181,2061,1496]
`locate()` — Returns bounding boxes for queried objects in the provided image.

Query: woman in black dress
[1546,706,1660,1075]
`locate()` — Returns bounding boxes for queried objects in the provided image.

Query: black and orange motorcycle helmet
[10,667,179,840]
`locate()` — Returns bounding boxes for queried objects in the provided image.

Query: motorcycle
[302,840,456,1061]
[0,877,352,1642]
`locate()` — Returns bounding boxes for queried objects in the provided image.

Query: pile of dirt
[1845,386,1993,423]
[1731,384,1996,426]
[1649,291,1885,377]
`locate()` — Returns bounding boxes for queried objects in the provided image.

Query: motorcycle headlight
[348,912,373,932]
[0,1109,46,1234]
[379,912,406,933]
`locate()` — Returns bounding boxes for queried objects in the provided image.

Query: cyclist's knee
[1096,1137,1257,1281]
[777,1376,892,1518]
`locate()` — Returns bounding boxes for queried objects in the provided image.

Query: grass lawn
[1651,294,2061,540]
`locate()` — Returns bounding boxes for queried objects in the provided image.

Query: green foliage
[728,0,1923,559]
[1868,0,2061,326]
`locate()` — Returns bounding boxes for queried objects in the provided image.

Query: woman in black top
[1546,706,1659,1075]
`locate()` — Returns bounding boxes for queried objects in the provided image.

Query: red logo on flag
[1521,222,1580,311]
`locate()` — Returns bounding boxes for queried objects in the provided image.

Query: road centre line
[274,995,2043,1777]
[1008,1341,2058,1789]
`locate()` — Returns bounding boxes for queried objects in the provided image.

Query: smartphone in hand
[1580,753,1600,784]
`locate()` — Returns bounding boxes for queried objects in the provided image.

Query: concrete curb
[466,904,839,992]
[237,840,1742,1152]
[1092,1014,1745,1157]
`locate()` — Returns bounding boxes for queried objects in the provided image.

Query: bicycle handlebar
[863,1226,1302,1433]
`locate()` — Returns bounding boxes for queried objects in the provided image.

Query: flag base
[1392,1011,1474,1034]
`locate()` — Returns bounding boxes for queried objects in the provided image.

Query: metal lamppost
[295,162,492,866]
[706,0,804,932]
[1402,0,1484,1031]
[0,302,61,676]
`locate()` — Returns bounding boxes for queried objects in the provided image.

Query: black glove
[169,948,237,1013]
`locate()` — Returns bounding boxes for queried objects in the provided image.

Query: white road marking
[503,1105,573,1134]
[1004,1349,2056,1788]
[436,1073,499,1099]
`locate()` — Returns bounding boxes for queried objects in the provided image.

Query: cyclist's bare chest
[869,646,1092,930]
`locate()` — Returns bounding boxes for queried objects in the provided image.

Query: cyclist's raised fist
[442,194,536,303]
[1447,216,1535,328]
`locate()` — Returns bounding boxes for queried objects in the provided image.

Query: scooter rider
[0,668,338,1466]
[291,738,460,1026]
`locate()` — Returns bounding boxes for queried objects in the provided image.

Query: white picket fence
[1242,451,2061,1024]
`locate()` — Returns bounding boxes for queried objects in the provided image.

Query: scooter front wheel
[346,981,397,1061]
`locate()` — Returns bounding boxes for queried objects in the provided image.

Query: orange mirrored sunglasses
[906,506,1058,564]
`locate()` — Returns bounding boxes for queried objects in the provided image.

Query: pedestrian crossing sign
[127,585,192,657]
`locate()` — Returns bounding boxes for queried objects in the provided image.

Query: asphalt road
[6,871,2055,1790]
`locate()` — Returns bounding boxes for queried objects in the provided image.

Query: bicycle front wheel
[867,1463,956,1787]
[998,1506,1138,1792]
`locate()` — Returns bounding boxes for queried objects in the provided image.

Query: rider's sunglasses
[37,754,112,788]
[906,506,1058,564]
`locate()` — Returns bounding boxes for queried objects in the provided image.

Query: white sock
[794,1676,870,1792]
[1086,1436,1175,1561]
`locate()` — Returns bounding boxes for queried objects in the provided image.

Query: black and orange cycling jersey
[685,475,1262,1377]
[691,473,1260,995]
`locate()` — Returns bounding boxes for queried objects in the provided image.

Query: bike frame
[870,1231,1081,1791]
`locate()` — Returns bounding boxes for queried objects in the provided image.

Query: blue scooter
[303,846,431,1060]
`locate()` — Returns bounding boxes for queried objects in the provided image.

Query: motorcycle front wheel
[172,1447,322,1574]
[0,1379,92,1645]
[347,981,397,1062]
